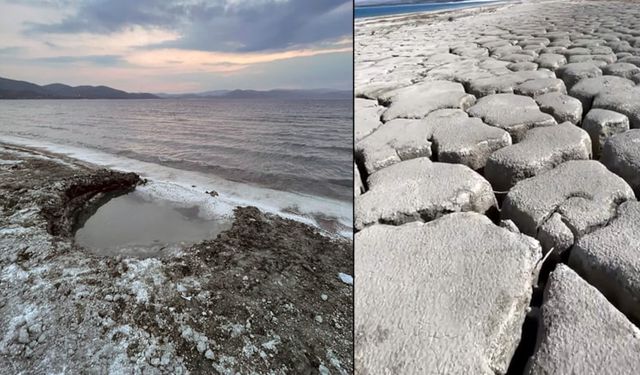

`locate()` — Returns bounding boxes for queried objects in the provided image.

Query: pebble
[205,349,215,360]
[196,341,207,353]
[17,327,30,344]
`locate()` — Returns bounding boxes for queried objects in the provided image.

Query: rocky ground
[355,1,640,374]
[0,143,353,374]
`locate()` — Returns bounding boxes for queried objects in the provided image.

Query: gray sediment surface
[355,1,640,373]
[0,143,353,374]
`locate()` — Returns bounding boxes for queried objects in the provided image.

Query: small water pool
[74,190,232,258]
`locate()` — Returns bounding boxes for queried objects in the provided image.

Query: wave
[105,148,353,201]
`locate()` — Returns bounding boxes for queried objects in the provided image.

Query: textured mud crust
[355,1,640,373]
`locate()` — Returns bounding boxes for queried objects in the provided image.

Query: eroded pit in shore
[74,190,232,258]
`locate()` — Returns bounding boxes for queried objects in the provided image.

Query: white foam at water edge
[0,136,353,239]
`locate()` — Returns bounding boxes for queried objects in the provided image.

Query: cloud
[155,50,353,91]
[36,54,124,65]
[124,46,351,69]
[0,46,23,55]
[244,50,352,89]
[24,0,352,52]
[1,0,353,92]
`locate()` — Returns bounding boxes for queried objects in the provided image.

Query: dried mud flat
[356,1,640,374]
[0,143,353,374]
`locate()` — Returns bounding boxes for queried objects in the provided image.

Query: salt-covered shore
[355,1,640,373]
[0,143,353,374]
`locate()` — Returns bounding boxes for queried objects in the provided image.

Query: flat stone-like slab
[357,109,511,173]
[356,213,541,375]
[421,53,465,69]
[381,80,476,121]
[355,158,496,230]
[468,70,555,97]
[485,123,591,191]
[563,47,591,56]
[589,46,614,55]
[549,39,572,48]
[619,55,640,67]
[570,201,640,322]
[535,53,567,70]
[355,117,436,175]
[583,109,630,157]
[540,47,567,55]
[356,81,411,102]
[467,93,557,142]
[526,265,640,375]
[507,62,539,71]
[602,62,640,79]
[519,37,550,47]
[355,98,384,142]
[555,62,603,89]
[567,54,614,65]
[593,86,640,128]
[568,75,635,113]
[514,78,567,97]
[452,46,489,58]
[502,160,634,239]
[431,117,512,170]
[355,109,471,175]
[483,39,511,51]
[601,129,640,194]
[535,92,583,124]
[501,53,536,63]
[491,44,524,58]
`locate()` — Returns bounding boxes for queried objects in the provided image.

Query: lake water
[0,98,353,236]
[355,0,503,19]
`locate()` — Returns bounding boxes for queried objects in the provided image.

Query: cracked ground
[355,1,640,374]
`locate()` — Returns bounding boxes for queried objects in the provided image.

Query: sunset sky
[0,0,353,93]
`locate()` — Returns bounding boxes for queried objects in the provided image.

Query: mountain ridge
[0,76,352,100]
[0,76,158,99]
[155,88,352,100]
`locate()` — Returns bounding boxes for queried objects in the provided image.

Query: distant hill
[0,77,159,99]
[0,76,351,100]
[156,88,352,100]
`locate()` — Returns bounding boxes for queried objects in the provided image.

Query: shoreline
[0,142,353,373]
[0,136,353,238]
[355,0,512,22]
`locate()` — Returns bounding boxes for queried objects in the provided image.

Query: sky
[0,0,353,93]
